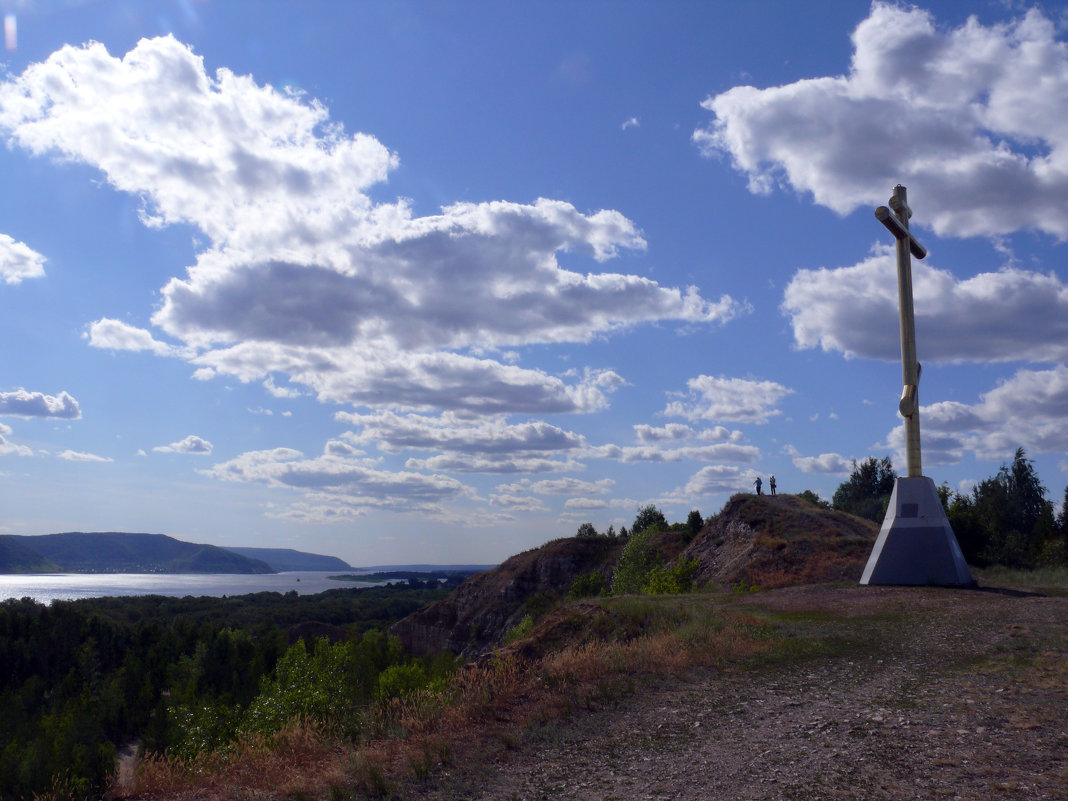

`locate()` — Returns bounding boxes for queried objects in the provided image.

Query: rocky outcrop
[683,493,877,589]
[390,536,621,659]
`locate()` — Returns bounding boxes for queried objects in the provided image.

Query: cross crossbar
[875,206,927,259]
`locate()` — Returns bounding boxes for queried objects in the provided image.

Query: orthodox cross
[876,185,925,479]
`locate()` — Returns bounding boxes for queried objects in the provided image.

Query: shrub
[568,572,605,598]
[611,528,662,595]
[503,614,534,644]
[643,558,700,595]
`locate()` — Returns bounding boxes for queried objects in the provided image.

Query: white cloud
[634,423,693,442]
[154,434,214,455]
[621,116,640,130]
[333,410,588,474]
[403,453,583,474]
[591,442,760,464]
[784,446,852,475]
[489,493,550,513]
[564,497,609,510]
[0,36,742,416]
[883,365,1068,465]
[339,410,585,456]
[0,234,45,284]
[664,375,793,423]
[495,477,616,496]
[696,4,1068,239]
[783,245,1068,362]
[667,464,758,499]
[0,389,81,419]
[205,445,475,517]
[57,450,113,463]
[86,318,189,357]
[0,423,32,457]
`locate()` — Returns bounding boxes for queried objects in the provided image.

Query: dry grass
[112,595,770,800]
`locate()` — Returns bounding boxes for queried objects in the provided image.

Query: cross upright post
[878,184,924,478]
[860,185,973,587]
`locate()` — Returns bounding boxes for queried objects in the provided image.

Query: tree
[684,510,704,543]
[797,490,830,509]
[958,448,1054,568]
[611,528,662,595]
[832,457,896,523]
[631,504,667,536]
[575,522,598,538]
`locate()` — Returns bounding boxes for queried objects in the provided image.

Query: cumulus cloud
[339,410,585,456]
[667,464,758,499]
[57,450,113,463]
[85,318,190,357]
[0,389,81,419]
[0,423,32,457]
[696,4,1068,239]
[205,445,474,517]
[783,245,1068,362]
[154,435,213,455]
[884,365,1068,464]
[0,234,45,284]
[1,35,741,416]
[664,375,793,424]
[784,445,852,475]
[333,410,587,474]
[495,477,616,496]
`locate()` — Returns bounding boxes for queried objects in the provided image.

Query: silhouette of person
[769,475,777,496]
[753,476,762,495]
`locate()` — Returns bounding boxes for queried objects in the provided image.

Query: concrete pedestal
[860,476,974,586]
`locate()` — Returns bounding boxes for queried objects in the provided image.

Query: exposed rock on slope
[390,536,621,659]
[684,493,877,588]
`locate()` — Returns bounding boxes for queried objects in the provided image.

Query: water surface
[0,571,367,604]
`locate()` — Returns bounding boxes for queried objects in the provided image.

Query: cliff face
[683,494,877,589]
[390,535,621,659]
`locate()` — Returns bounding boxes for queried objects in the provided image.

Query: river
[0,571,377,604]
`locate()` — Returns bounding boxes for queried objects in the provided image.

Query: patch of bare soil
[414,584,1067,801]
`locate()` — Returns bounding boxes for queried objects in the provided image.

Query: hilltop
[391,494,876,659]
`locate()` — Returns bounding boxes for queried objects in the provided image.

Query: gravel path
[419,585,1067,801]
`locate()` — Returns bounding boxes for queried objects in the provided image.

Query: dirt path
[418,585,1067,801]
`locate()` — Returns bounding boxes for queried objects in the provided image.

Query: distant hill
[0,536,60,573]
[223,546,352,572]
[0,533,274,574]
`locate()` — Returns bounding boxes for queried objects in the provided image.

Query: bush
[503,614,534,644]
[568,572,605,598]
[643,558,700,595]
[611,528,663,595]
[375,663,430,702]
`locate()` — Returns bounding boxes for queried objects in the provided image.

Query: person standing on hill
[769,475,777,496]
[753,476,763,496]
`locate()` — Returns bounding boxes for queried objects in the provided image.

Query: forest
[0,581,459,801]
[828,447,1068,568]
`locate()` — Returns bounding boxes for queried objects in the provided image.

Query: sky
[2,0,1067,566]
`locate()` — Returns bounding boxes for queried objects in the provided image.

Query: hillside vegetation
[0,532,274,574]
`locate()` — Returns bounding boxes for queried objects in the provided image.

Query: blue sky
[2,0,1067,566]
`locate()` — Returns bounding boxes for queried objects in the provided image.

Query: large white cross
[876,185,925,478]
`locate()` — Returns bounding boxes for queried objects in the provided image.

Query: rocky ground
[415,583,1068,801]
